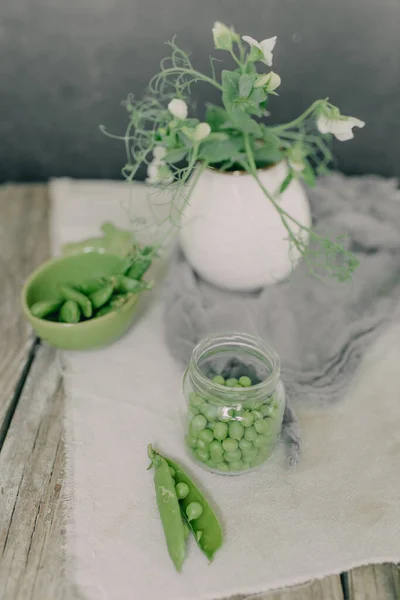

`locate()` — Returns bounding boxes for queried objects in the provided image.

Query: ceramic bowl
[21,252,141,350]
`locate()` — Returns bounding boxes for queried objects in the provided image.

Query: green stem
[229,50,243,72]
[243,133,308,233]
[156,67,223,91]
[269,99,325,133]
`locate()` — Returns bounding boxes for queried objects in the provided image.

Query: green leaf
[248,87,267,105]
[164,148,188,164]
[205,105,230,132]
[229,106,262,136]
[253,145,284,165]
[199,137,244,163]
[221,70,241,112]
[301,161,317,187]
[239,74,256,98]
[279,172,294,194]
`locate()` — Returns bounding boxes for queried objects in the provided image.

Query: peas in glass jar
[181,332,285,476]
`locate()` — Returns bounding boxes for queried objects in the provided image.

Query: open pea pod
[164,455,224,561]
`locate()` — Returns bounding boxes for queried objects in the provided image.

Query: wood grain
[0,183,50,437]
[343,564,400,600]
[0,345,69,600]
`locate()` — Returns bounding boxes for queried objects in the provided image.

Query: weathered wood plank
[343,564,400,600]
[227,575,344,600]
[0,345,69,600]
[0,183,49,436]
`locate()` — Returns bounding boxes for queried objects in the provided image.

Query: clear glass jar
[182,332,285,475]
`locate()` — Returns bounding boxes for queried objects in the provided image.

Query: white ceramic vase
[179,162,312,291]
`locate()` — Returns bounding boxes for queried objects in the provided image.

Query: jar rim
[186,332,281,403]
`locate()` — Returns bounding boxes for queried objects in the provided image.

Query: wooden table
[0,183,399,600]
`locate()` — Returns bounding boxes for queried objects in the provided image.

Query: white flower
[317,114,365,141]
[254,71,281,91]
[146,161,173,186]
[193,122,211,141]
[153,146,166,163]
[168,98,188,120]
[242,35,277,66]
[212,22,235,51]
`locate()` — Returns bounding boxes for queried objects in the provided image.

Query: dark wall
[1,0,399,182]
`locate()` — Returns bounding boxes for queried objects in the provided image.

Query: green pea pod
[77,278,106,295]
[148,445,223,562]
[148,446,186,572]
[89,283,114,309]
[30,299,62,319]
[95,304,114,318]
[127,257,152,280]
[109,293,131,308]
[59,300,81,323]
[60,285,92,318]
[118,256,135,275]
[114,276,153,294]
[182,518,190,542]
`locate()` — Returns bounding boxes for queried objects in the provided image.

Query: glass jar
[182,332,285,475]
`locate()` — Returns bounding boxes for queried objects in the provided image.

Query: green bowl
[21,252,142,351]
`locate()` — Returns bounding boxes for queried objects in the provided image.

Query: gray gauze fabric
[163,174,400,464]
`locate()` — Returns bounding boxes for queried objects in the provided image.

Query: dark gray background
[1,0,399,183]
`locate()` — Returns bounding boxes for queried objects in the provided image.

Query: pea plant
[102,22,365,281]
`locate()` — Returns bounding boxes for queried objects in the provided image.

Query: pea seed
[217,407,234,422]
[240,411,254,428]
[175,482,189,499]
[196,448,209,463]
[244,399,263,410]
[216,462,229,472]
[260,403,273,417]
[209,440,223,455]
[239,376,252,387]
[254,419,270,434]
[30,299,62,319]
[252,410,263,421]
[198,429,214,444]
[229,460,244,471]
[199,403,217,421]
[189,392,203,408]
[191,415,207,432]
[254,435,270,448]
[241,462,251,470]
[222,438,239,452]
[196,438,210,451]
[244,426,258,442]
[229,421,244,441]
[226,378,238,387]
[212,375,225,386]
[187,436,197,449]
[186,502,203,522]
[224,449,242,462]
[169,466,176,478]
[59,300,81,323]
[239,439,253,451]
[213,422,228,441]
[241,448,258,463]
